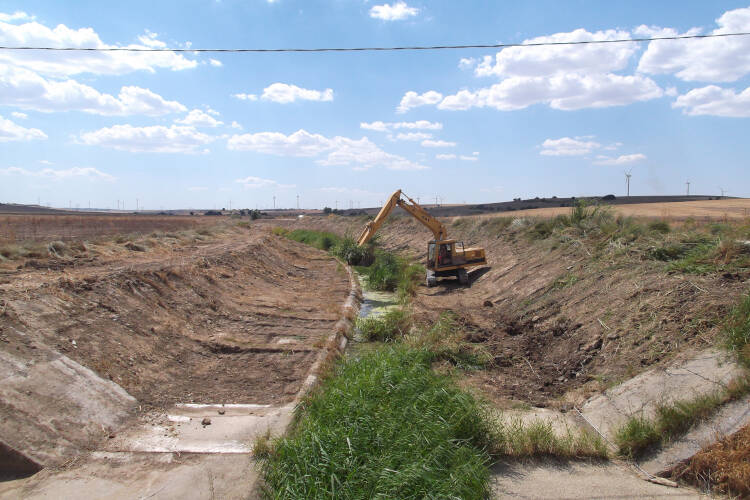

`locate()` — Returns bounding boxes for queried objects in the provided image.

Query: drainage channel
[348,273,400,352]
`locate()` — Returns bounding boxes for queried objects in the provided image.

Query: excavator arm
[357,189,448,246]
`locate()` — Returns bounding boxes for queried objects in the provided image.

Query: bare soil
[0,224,350,409]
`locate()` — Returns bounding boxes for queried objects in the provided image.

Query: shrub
[647,220,671,234]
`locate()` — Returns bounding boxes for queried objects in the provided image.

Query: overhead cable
[0,31,749,53]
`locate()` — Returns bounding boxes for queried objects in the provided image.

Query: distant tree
[323,207,332,214]
[602,194,616,200]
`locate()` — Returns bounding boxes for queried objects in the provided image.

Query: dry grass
[671,424,750,497]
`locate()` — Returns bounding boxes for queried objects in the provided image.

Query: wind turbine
[624,169,632,197]
[719,187,727,198]
[686,180,690,196]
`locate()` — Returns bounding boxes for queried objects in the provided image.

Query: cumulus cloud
[0,19,197,77]
[79,124,215,153]
[592,153,646,165]
[209,58,223,67]
[0,166,114,181]
[0,114,47,142]
[0,66,186,115]
[10,111,27,119]
[475,29,635,78]
[232,93,258,101]
[394,132,432,141]
[235,176,295,189]
[540,137,600,156]
[637,7,750,83]
[459,155,478,161]
[369,2,418,21]
[261,83,334,103]
[673,85,750,117]
[0,11,34,22]
[175,109,224,127]
[227,129,427,170]
[421,139,456,148]
[230,121,243,130]
[397,91,444,113]
[435,154,457,160]
[361,120,442,132]
[436,73,662,111]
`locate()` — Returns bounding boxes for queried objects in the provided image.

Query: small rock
[606,333,620,341]
[531,315,540,323]
[201,417,211,426]
[108,433,116,439]
[482,300,493,307]
[218,409,225,415]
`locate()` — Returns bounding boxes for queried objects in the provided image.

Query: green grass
[495,418,607,458]
[614,374,750,458]
[356,249,424,302]
[259,346,493,499]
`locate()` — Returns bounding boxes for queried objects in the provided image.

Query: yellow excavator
[357,189,487,287]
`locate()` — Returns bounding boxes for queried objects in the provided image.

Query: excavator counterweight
[357,189,488,287]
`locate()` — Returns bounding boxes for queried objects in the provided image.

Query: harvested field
[0,215,210,243]
[476,198,750,221]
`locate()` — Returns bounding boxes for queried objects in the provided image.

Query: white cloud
[637,7,750,82]
[673,85,750,117]
[0,66,186,115]
[227,129,427,170]
[394,132,432,141]
[540,137,600,156]
[421,139,456,148]
[459,57,477,70]
[459,155,478,161]
[369,2,419,21]
[0,166,114,181]
[79,124,215,153]
[0,11,34,22]
[209,59,223,67]
[10,111,27,119]
[232,93,258,101]
[230,121,243,130]
[435,154,457,160]
[0,114,47,142]
[361,120,442,132]
[137,30,167,48]
[0,19,197,77]
[475,29,635,78]
[397,91,443,113]
[175,109,224,127]
[436,74,662,111]
[235,176,295,189]
[593,153,646,165]
[261,83,334,103]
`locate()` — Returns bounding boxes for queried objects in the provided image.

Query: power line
[1,32,749,54]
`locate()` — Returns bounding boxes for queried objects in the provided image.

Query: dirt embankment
[269,215,749,408]
[0,225,350,468]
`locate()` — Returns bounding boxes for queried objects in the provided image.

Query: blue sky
[1,1,749,210]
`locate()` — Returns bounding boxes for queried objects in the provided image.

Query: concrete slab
[106,403,292,454]
[0,452,261,500]
[639,393,750,476]
[580,349,743,441]
[500,407,584,436]
[491,460,708,499]
[0,346,137,468]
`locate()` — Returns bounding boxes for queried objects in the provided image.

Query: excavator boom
[357,189,447,246]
